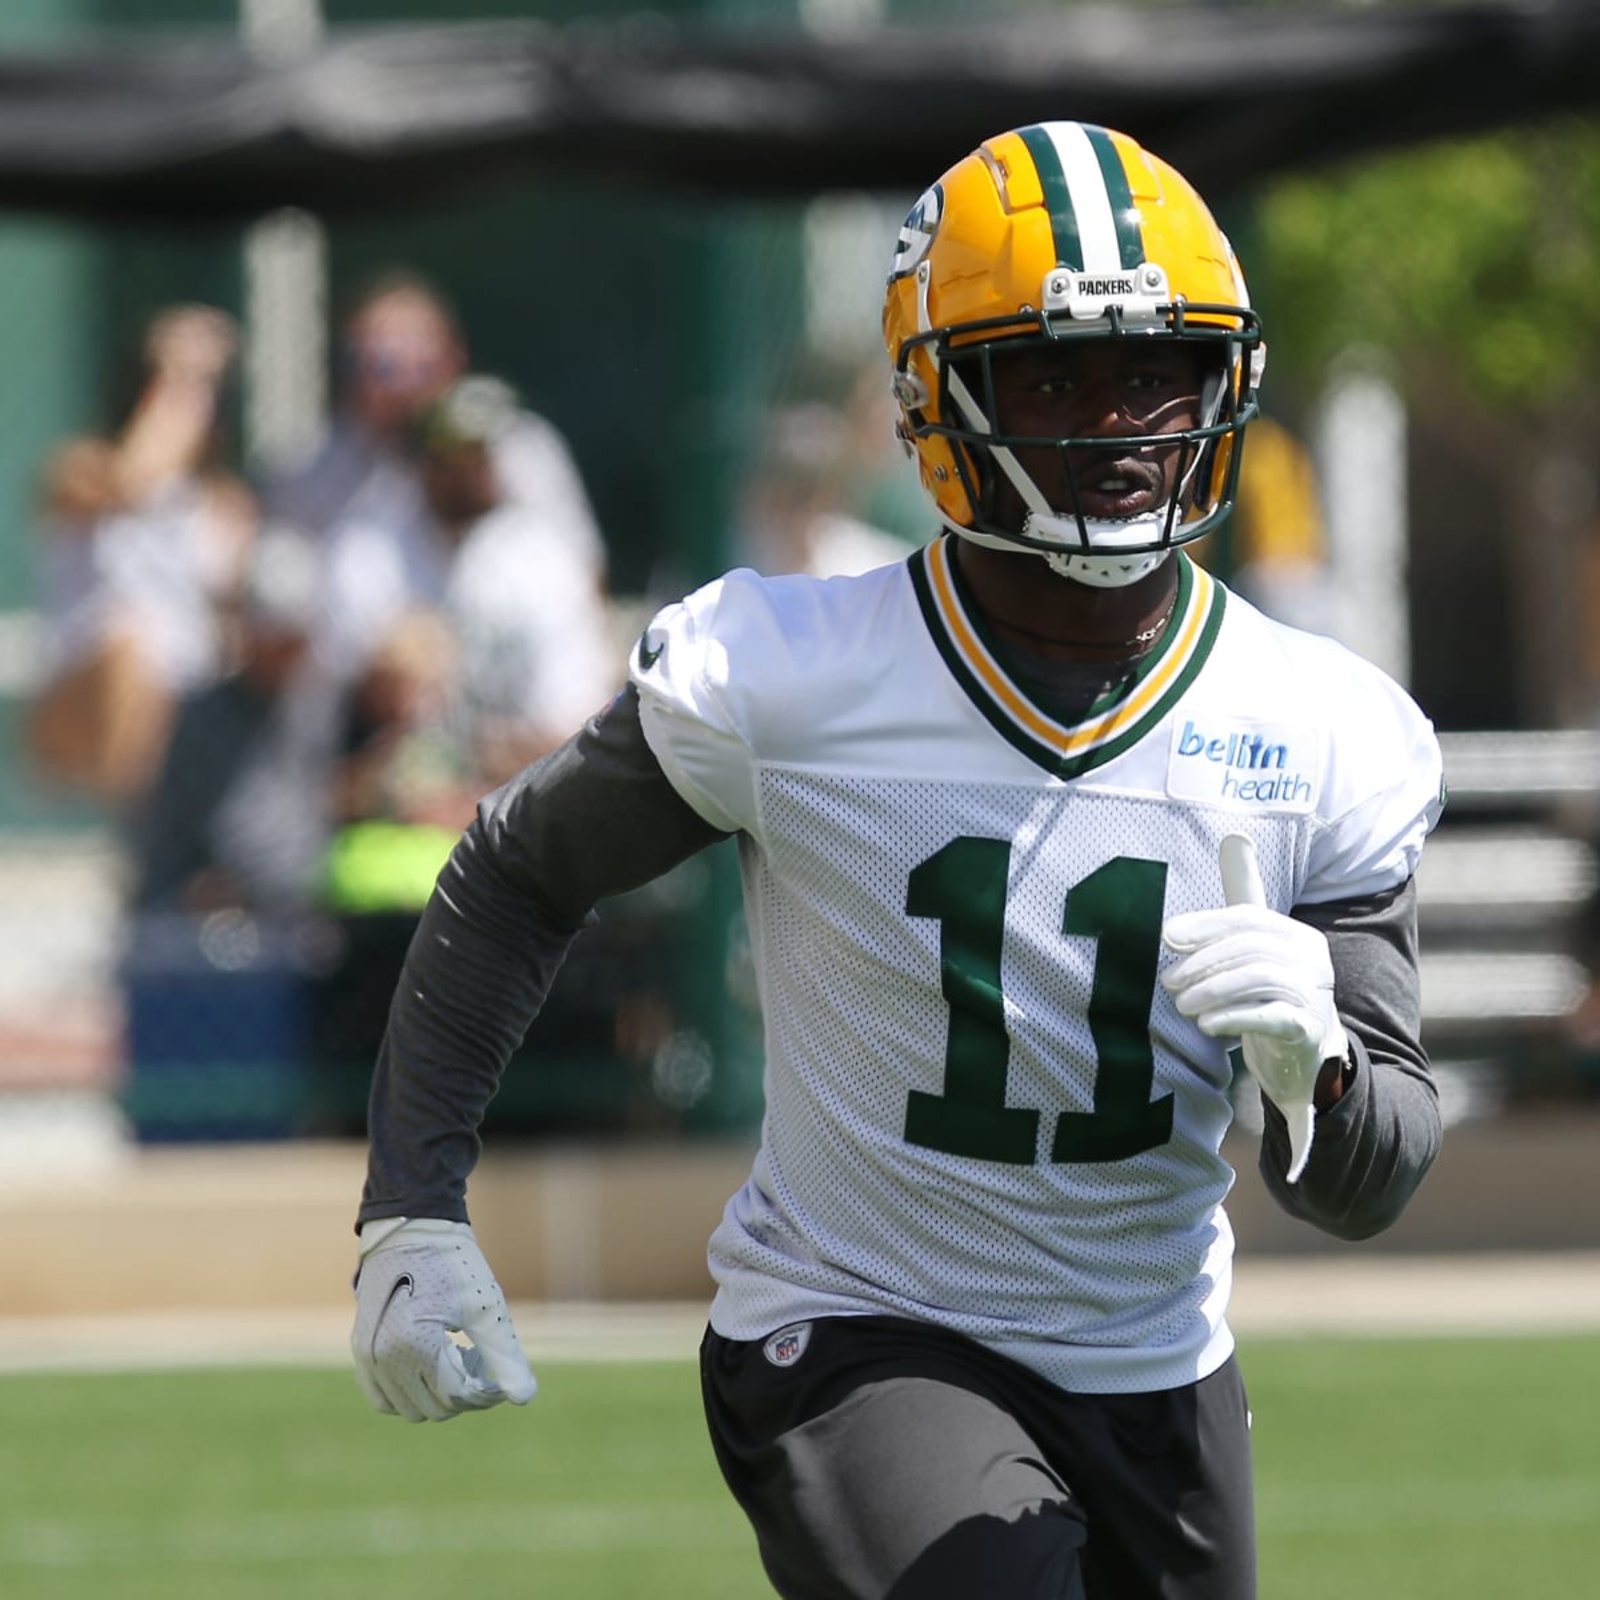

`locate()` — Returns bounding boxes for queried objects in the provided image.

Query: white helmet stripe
[1042,122,1123,276]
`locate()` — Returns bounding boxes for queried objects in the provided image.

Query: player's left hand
[1160,873,1347,1184]
[351,1217,537,1423]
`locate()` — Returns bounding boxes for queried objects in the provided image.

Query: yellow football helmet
[883,121,1264,587]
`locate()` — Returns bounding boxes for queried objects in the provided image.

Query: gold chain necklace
[987,588,1179,653]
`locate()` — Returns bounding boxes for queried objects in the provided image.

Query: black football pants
[701,1314,1255,1600]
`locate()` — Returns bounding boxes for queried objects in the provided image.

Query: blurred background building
[0,0,1597,1227]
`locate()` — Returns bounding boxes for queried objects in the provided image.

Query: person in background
[127,527,333,918]
[738,402,916,580]
[319,608,479,919]
[260,270,464,546]
[315,375,622,789]
[331,609,474,836]
[839,356,940,548]
[27,304,255,805]
[347,122,1444,1598]
[262,270,608,590]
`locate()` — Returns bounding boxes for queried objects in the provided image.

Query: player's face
[985,340,1206,531]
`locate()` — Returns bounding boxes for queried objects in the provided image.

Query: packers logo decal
[888,184,942,282]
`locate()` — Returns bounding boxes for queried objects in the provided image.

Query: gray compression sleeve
[358,686,728,1226]
[1257,879,1441,1240]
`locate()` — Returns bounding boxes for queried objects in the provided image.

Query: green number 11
[903,837,1175,1165]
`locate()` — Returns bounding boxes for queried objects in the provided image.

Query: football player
[351,121,1444,1599]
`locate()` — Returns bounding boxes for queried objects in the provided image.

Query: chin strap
[1025,506,1174,589]
[940,518,1174,591]
[1042,546,1172,589]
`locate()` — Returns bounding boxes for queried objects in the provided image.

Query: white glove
[1160,835,1347,1184]
[351,1217,537,1423]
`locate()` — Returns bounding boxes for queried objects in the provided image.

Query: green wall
[0,0,102,606]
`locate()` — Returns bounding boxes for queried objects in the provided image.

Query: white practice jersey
[632,538,1443,1393]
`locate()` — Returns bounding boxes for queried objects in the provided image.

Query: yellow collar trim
[922,538,1218,760]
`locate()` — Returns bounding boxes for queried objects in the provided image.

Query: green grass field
[0,1335,1593,1599]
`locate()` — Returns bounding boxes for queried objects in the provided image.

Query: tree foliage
[1253,118,1600,414]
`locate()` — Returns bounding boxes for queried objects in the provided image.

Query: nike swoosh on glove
[1160,854,1348,1185]
[352,1217,537,1422]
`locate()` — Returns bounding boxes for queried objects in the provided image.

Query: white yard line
[0,1253,1595,1375]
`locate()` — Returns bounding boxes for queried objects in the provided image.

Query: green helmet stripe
[1083,125,1146,270]
[1017,123,1083,271]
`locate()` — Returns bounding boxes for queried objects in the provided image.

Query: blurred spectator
[838,360,934,547]
[26,304,256,804]
[315,375,622,788]
[263,269,607,586]
[320,609,479,918]
[739,401,916,579]
[332,609,474,835]
[126,528,335,918]
[261,270,462,544]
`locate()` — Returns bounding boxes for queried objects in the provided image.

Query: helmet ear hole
[914,432,979,527]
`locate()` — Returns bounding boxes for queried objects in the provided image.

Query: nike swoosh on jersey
[637,631,664,670]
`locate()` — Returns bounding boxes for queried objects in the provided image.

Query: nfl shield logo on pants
[763,1323,812,1367]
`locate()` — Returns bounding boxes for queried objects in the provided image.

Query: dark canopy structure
[0,1,1595,223]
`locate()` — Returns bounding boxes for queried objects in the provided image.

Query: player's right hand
[351,1217,537,1423]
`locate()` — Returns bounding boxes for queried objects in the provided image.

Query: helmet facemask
[898,303,1262,589]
